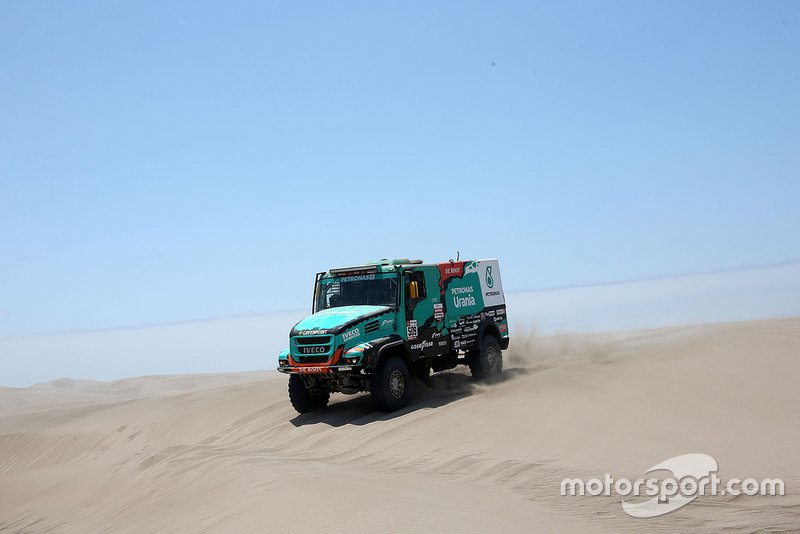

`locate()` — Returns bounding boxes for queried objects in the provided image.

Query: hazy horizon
[3,261,799,388]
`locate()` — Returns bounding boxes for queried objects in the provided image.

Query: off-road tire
[468,335,503,380]
[288,374,330,414]
[369,355,411,412]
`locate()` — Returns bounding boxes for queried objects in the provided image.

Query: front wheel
[468,335,503,380]
[369,356,411,412]
[288,374,330,414]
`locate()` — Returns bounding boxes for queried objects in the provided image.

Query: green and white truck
[277,258,509,413]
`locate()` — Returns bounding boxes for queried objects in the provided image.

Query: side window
[405,271,427,301]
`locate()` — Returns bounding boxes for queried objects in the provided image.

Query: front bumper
[277,364,363,375]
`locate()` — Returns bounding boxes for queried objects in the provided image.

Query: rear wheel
[369,355,411,411]
[468,335,503,380]
[288,374,330,414]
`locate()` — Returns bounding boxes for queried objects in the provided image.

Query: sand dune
[1,318,799,532]
[0,372,273,412]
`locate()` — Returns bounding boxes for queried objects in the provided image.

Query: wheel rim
[389,369,405,398]
[486,346,498,371]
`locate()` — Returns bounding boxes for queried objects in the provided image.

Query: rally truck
[277,258,509,413]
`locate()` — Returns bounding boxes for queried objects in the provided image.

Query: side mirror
[409,280,419,300]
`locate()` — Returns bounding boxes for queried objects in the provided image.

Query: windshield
[315,274,398,312]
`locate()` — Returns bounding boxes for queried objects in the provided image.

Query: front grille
[296,354,329,364]
[293,335,334,363]
[296,335,332,345]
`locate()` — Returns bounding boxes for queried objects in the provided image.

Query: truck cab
[278,258,509,412]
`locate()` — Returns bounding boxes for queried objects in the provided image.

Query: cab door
[403,270,424,341]
[403,267,448,358]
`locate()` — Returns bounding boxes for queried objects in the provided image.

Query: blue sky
[1,1,798,335]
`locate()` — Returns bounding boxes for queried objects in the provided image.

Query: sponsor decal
[499,324,508,333]
[407,320,418,339]
[296,366,330,374]
[451,286,474,294]
[299,329,328,336]
[342,328,360,342]
[340,274,376,282]
[298,346,327,354]
[485,265,494,288]
[438,261,465,287]
[410,340,434,350]
[434,303,444,321]
[381,318,395,328]
[447,311,486,346]
[485,290,501,297]
[453,294,477,308]
[451,286,476,308]
[437,340,448,347]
